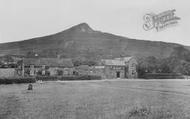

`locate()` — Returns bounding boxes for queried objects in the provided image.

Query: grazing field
[1,79,190,119]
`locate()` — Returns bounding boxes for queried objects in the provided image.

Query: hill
[0,23,187,59]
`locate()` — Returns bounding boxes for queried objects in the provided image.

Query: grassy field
[1,79,190,119]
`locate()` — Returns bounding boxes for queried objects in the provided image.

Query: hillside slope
[0,23,185,59]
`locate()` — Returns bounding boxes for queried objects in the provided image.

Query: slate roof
[102,57,134,66]
[23,58,73,67]
[101,59,126,66]
[114,57,133,62]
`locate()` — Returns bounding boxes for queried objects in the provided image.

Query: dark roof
[23,58,73,67]
[101,57,135,66]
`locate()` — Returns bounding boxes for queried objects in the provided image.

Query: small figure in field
[28,84,33,90]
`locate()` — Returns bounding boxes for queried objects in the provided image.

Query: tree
[72,57,98,67]
[170,46,190,62]
[158,58,172,73]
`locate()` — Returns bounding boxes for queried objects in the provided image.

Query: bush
[140,73,185,79]
[59,75,102,81]
[0,77,36,84]
[36,76,57,81]
[36,75,102,81]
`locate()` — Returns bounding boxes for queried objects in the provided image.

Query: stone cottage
[22,58,73,76]
[101,57,138,79]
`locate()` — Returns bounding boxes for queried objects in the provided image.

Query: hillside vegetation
[0,23,186,60]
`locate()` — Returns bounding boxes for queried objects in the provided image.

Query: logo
[143,9,180,31]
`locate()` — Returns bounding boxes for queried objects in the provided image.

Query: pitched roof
[102,59,125,66]
[23,58,73,67]
[114,57,133,62]
[102,57,134,66]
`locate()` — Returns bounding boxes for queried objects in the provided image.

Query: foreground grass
[0,80,190,119]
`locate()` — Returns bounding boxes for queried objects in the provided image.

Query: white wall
[0,68,17,77]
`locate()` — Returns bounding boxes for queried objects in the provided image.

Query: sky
[0,0,190,45]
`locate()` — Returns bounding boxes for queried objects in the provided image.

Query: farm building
[21,58,74,76]
[74,57,138,79]
[101,57,138,79]
[74,65,105,78]
[75,65,91,75]
[0,68,18,78]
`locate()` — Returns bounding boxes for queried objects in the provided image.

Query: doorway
[116,71,120,78]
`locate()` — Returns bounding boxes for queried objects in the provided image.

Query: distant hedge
[141,73,185,79]
[59,75,102,81]
[36,75,102,81]
[0,77,36,84]
[36,76,57,81]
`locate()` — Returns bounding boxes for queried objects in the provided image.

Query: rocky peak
[69,23,94,33]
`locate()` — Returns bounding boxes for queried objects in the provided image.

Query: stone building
[102,57,138,79]
[74,56,138,79]
[0,68,18,77]
[22,58,73,76]
[75,65,106,78]
[90,66,106,78]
